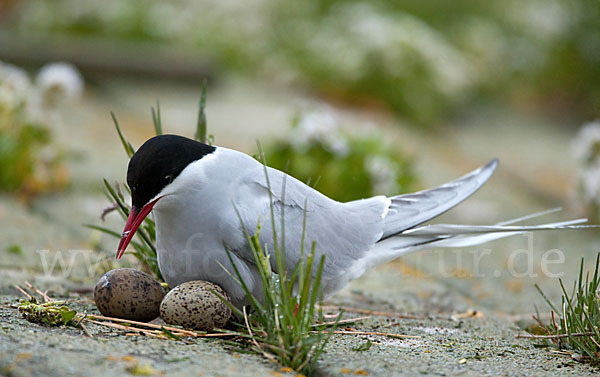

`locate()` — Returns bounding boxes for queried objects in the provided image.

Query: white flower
[572,120,600,206]
[0,86,14,112]
[365,155,398,195]
[571,120,600,164]
[296,110,337,141]
[507,0,570,45]
[36,62,84,107]
[580,162,600,204]
[292,109,349,157]
[0,61,31,108]
[323,134,350,157]
[324,3,472,96]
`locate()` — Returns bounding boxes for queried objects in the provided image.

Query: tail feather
[360,210,594,272]
[409,218,590,248]
[495,207,562,225]
[349,159,596,281]
[403,218,590,237]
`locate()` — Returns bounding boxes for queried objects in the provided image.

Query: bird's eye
[164,175,173,184]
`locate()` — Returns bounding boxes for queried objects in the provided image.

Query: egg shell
[160,280,231,331]
[94,268,165,322]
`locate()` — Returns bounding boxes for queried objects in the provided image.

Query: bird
[117,134,590,309]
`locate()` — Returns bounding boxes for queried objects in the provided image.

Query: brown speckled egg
[94,268,165,322]
[159,281,231,331]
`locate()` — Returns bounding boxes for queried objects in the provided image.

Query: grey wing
[232,166,387,280]
[381,159,498,239]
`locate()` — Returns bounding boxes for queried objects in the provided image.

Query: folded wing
[381,159,498,239]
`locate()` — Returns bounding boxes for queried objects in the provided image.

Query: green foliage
[0,122,49,190]
[0,92,65,196]
[10,0,600,125]
[88,83,211,280]
[6,243,23,254]
[262,110,416,202]
[0,62,78,197]
[214,157,339,376]
[534,254,600,365]
[18,298,77,326]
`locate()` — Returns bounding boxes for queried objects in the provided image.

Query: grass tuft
[533,253,600,365]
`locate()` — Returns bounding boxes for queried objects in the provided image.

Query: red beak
[116,198,161,260]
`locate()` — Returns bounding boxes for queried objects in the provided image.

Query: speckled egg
[94,268,165,322]
[159,280,231,331]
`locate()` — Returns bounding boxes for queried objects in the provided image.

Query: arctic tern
[116,134,589,308]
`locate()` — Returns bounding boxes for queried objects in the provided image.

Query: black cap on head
[127,134,215,209]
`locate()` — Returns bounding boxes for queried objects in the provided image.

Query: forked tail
[343,159,595,282]
[364,208,592,271]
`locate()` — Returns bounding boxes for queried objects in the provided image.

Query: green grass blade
[209,287,243,319]
[534,283,560,314]
[103,179,130,215]
[219,248,266,319]
[83,224,145,250]
[195,79,208,143]
[84,223,122,239]
[256,141,279,256]
[152,100,163,135]
[557,278,593,356]
[308,254,326,321]
[111,112,135,157]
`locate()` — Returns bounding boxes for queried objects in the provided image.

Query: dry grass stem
[80,321,94,338]
[318,305,423,319]
[517,332,597,339]
[243,306,276,362]
[25,281,52,302]
[14,285,32,300]
[313,316,370,327]
[87,314,198,336]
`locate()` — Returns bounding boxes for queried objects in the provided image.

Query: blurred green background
[1,0,598,126]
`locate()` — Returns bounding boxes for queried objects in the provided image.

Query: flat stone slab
[1,77,598,376]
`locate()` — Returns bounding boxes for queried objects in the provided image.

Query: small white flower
[36,62,84,107]
[292,109,349,157]
[296,110,337,141]
[323,134,350,157]
[365,155,398,195]
[0,86,14,111]
[0,61,31,108]
[571,120,600,164]
[580,162,600,204]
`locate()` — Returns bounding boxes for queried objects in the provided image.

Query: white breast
[151,148,262,307]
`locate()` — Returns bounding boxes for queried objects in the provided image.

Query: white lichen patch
[415,326,460,335]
